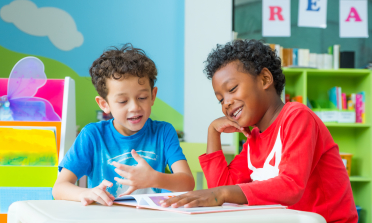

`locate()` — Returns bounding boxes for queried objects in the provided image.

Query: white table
[8,200,326,223]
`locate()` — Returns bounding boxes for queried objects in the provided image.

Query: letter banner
[262,0,291,37]
[298,0,327,28]
[340,0,368,38]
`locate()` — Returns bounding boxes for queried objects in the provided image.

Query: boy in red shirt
[161,39,357,223]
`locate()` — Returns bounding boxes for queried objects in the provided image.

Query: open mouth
[127,115,143,123]
[231,106,243,119]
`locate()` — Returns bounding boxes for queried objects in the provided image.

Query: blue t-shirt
[59,118,186,197]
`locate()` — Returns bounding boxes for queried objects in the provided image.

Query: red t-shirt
[199,102,357,223]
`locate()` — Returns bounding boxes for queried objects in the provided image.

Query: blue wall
[0,0,185,115]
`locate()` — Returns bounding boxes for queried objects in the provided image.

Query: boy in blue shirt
[53,44,195,206]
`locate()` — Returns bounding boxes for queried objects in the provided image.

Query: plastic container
[311,100,338,122]
[311,100,356,123]
[356,206,362,223]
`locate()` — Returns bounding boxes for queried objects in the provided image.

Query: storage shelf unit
[235,68,372,223]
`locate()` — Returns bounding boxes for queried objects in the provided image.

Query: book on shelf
[298,49,310,67]
[309,53,317,68]
[328,44,340,69]
[292,48,298,66]
[356,92,365,123]
[342,93,347,110]
[340,51,355,68]
[282,48,293,67]
[113,192,286,214]
[329,87,338,108]
[267,43,341,69]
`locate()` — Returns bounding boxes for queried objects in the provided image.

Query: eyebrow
[114,89,150,97]
[214,78,236,95]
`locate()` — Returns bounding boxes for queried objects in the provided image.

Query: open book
[113,192,286,214]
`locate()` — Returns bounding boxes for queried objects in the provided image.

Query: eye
[139,97,148,100]
[119,101,127,104]
[229,85,238,92]
[219,98,224,104]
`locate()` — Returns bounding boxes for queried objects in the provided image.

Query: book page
[114,192,186,207]
[158,204,285,214]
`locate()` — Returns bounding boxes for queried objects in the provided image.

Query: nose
[223,95,233,109]
[128,99,141,112]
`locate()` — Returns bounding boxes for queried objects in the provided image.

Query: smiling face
[96,75,157,136]
[212,61,269,128]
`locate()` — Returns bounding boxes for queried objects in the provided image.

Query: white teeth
[129,116,141,120]
[233,107,242,117]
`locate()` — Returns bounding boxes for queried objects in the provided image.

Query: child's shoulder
[147,118,175,131]
[146,118,177,136]
[283,102,315,116]
[80,119,113,136]
[280,102,321,126]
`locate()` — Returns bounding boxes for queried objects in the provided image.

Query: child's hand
[79,180,115,206]
[211,117,251,137]
[159,188,224,208]
[113,149,156,196]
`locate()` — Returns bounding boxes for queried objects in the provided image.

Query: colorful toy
[1,57,61,121]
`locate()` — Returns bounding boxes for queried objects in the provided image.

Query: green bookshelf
[235,68,372,223]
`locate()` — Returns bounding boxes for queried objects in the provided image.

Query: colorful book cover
[342,93,347,110]
[356,93,364,123]
[337,87,342,110]
[347,94,355,110]
[292,48,298,66]
[328,87,338,108]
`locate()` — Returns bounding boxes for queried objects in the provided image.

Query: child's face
[212,61,268,128]
[96,75,157,136]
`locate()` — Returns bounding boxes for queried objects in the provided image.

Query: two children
[52,44,194,206]
[54,40,357,223]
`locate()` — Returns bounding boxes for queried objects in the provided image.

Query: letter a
[345,7,362,22]
[269,6,284,21]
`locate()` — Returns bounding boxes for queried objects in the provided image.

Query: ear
[95,96,111,114]
[151,87,158,106]
[259,67,274,90]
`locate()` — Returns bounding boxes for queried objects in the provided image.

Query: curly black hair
[89,43,157,99]
[204,39,285,95]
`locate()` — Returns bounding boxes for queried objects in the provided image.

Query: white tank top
[247,127,282,181]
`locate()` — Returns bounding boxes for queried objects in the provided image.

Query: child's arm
[207,116,250,154]
[199,117,252,188]
[53,168,115,206]
[160,185,247,208]
[113,149,194,196]
[161,109,320,208]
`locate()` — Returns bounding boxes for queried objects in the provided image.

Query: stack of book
[328,87,365,123]
[268,44,341,69]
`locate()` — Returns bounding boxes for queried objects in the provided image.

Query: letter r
[269,6,284,21]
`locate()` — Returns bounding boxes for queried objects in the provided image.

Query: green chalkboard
[234,0,372,68]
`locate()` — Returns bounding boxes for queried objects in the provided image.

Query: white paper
[298,0,327,28]
[340,0,368,38]
[262,0,291,37]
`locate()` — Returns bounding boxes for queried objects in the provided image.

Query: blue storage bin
[0,187,53,213]
[356,206,362,223]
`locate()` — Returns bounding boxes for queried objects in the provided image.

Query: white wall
[184,0,233,144]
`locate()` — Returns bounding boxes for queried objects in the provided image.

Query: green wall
[0,45,183,131]
[234,0,372,68]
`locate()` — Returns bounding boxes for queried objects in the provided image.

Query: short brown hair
[89,43,157,99]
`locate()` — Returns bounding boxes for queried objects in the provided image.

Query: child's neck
[256,97,284,133]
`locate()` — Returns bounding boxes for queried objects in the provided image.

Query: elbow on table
[279,189,305,206]
[52,185,62,200]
